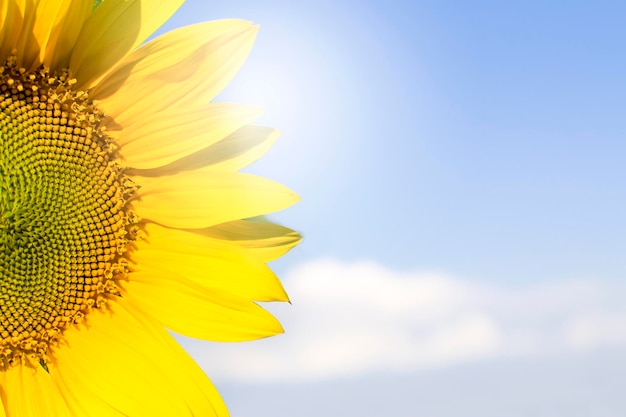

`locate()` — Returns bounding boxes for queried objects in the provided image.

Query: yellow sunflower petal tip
[0,1,297,415]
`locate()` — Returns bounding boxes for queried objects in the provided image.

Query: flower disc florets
[0,55,137,366]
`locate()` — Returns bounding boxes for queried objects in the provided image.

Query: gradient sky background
[156,1,626,416]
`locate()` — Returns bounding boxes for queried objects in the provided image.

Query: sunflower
[0,0,300,415]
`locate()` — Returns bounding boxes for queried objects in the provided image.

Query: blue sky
[157,1,626,416]
[157,0,626,282]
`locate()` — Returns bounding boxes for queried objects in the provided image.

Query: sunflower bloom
[0,0,299,415]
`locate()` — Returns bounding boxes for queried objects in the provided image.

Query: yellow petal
[0,1,25,63]
[14,0,38,69]
[128,125,280,178]
[40,0,92,71]
[70,0,185,89]
[195,125,280,172]
[50,298,228,417]
[0,364,69,416]
[113,103,262,169]
[194,219,302,262]
[136,223,289,302]
[134,171,299,229]
[124,272,284,341]
[93,19,257,125]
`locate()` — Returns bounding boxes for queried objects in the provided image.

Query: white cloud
[180,258,626,382]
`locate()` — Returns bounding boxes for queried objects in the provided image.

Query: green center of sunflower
[0,56,137,366]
